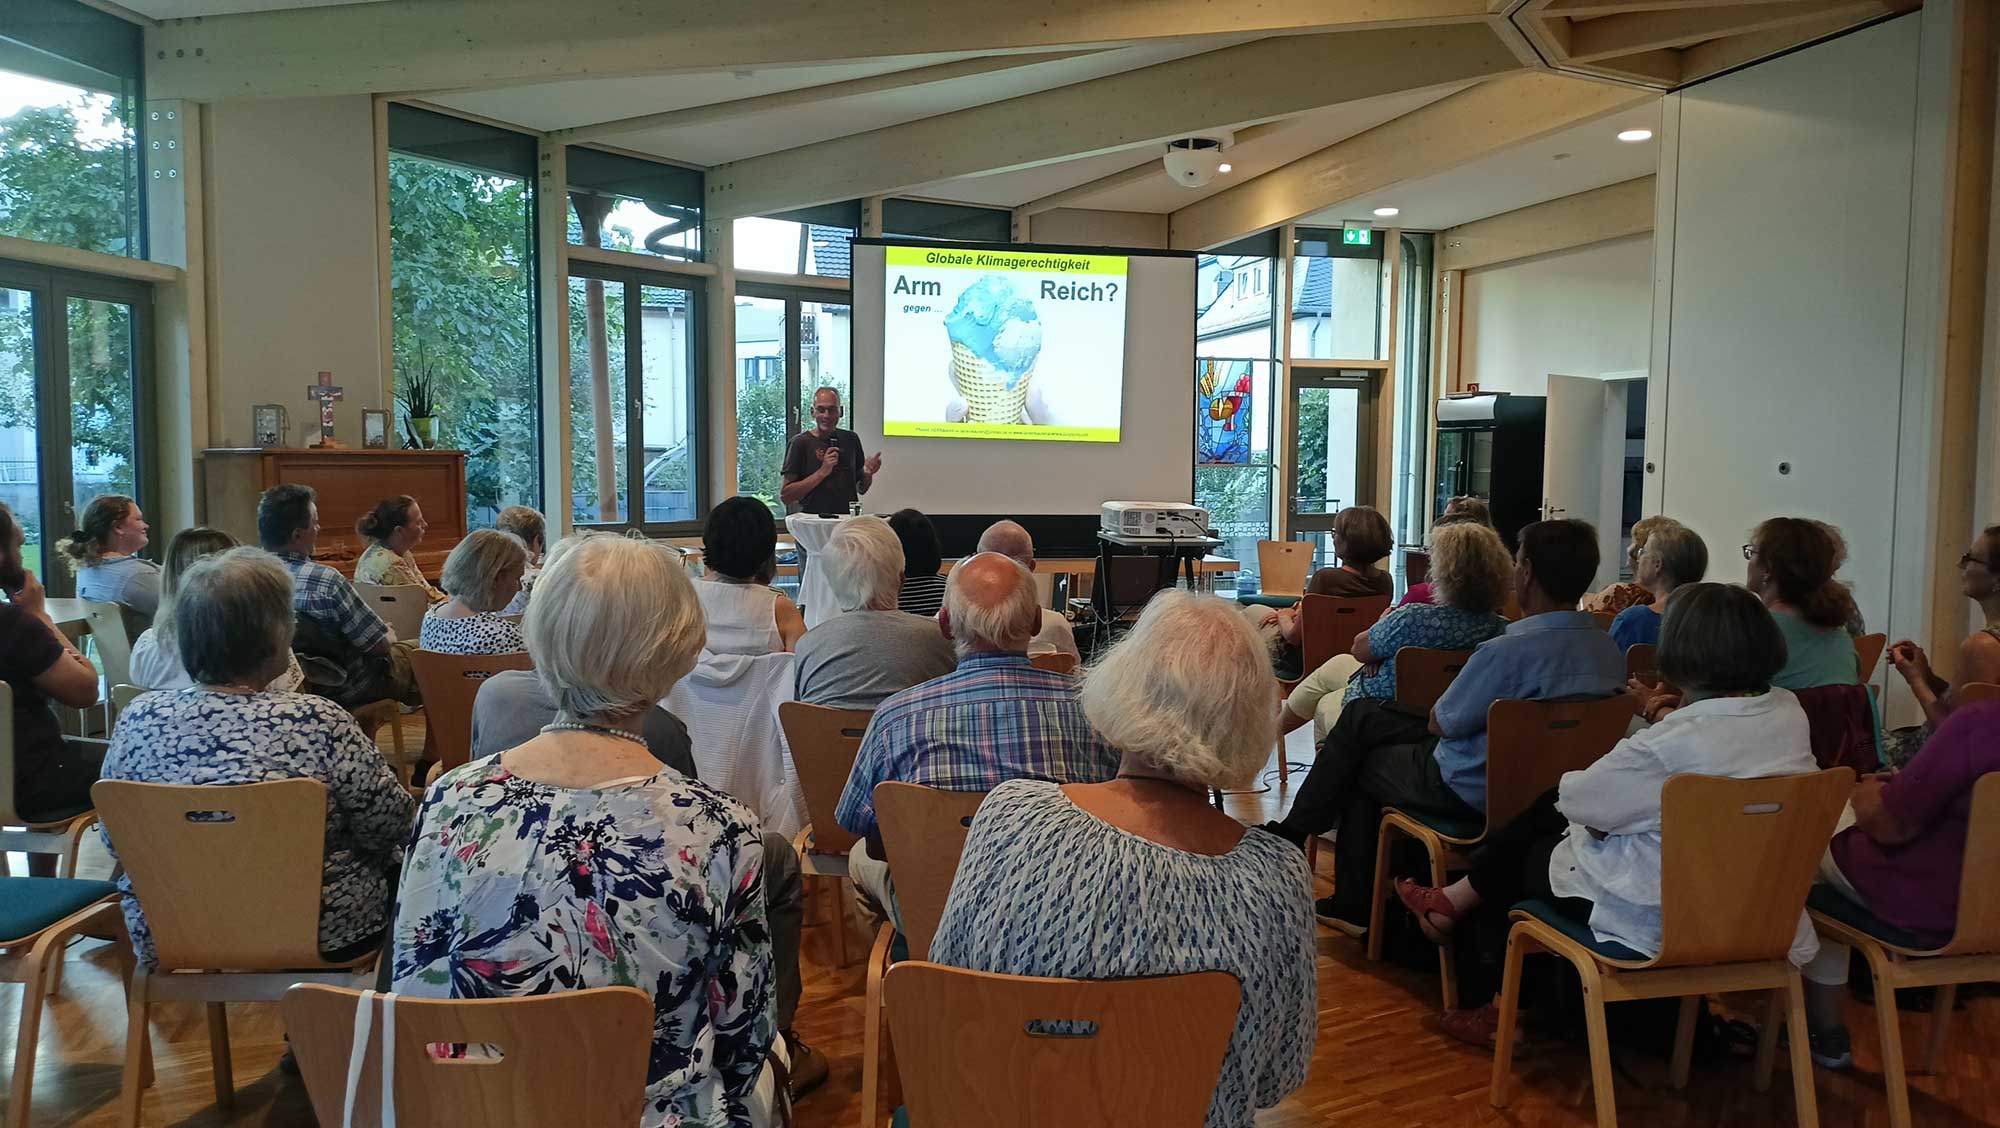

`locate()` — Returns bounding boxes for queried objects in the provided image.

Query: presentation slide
[881,245,1128,443]
[851,240,1195,517]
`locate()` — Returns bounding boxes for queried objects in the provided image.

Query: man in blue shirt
[1269,519,1625,929]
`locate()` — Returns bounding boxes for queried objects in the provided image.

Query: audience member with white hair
[794,515,955,710]
[392,535,789,1124]
[975,519,1080,659]
[932,591,1315,1127]
[101,547,415,966]
[419,528,531,655]
[836,552,1117,927]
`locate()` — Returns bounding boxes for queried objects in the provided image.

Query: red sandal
[1394,878,1465,945]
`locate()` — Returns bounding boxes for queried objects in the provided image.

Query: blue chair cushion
[1236,593,1301,609]
[1807,883,1942,952]
[891,1107,909,1128]
[890,931,910,964]
[1513,897,1649,963]
[1394,806,1486,843]
[0,877,118,944]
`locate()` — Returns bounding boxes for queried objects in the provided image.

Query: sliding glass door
[736,283,853,513]
[567,263,703,533]
[0,263,153,593]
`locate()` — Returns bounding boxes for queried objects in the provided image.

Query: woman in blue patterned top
[1282,521,1514,743]
[100,547,414,966]
[932,591,1315,1128]
[392,535,779,1128]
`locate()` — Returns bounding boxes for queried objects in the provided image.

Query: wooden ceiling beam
[146,0,1496,102]
[705,25,1521,219]
[1166,71,1655,250]
[1565,0,1878,60]
[1437,174,1654,270]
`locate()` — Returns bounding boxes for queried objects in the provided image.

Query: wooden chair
[0,683,104,880]
[1029,651,1079,675]
[282,984,654,1128]
[349,699,412,780]
[862,782,988,1128]
[354,581,430,645]
[883,962,1241,1128]
[1298,592,1392,680]
[1240,540,1312,607]
[91,779,381,1127]
[1588,609,1618,632]
[1956,681,2000,707]
[3,877,130,1128]
[1807,773,2000,1128]
[407,649,534,773]
[779,701,873,969]
[1625,643,1659,684]
[1391,647,1474,716]
[1492,769,1853,1128]
[81,600,136,724]
[110,682,145,721]
[1369,695,1635,1009]
[1855,632,1887,682]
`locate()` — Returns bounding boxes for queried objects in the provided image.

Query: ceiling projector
[1163,137,1226,188]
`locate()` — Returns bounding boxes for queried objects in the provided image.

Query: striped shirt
[835,651,1117,838]
[278,550,390,685]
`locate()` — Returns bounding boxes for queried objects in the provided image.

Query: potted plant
[400,352,441,449]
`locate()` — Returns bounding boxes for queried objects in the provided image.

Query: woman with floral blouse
[391,535,778,1128]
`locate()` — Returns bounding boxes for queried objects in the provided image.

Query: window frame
[566,257,708,537]
[0,257,156,596]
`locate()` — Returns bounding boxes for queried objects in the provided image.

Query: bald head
[977,519,1035,568]
[940,552,1040,657]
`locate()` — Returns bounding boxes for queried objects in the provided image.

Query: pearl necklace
[538,720,648,748]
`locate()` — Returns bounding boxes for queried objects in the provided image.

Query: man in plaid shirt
[837,552,1114,928]
[258,484,420,706]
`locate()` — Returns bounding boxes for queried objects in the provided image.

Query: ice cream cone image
[944,275,1043,425]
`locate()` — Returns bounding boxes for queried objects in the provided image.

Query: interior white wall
[1646,15,1922,668]
[203,96,385,450]
[1459,234,1652,396]
[1027,208,1169,249]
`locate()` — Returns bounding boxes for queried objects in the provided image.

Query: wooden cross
[305,370,344,448]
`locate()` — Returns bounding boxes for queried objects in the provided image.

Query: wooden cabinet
[202,448,467,577]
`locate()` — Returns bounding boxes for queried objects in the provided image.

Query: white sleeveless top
[692,578,784,655]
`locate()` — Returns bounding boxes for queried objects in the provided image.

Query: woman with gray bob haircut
[392,533,781,1127]
[100,546,416,967]
[420,529,530,655]
[931,591,1317,1127]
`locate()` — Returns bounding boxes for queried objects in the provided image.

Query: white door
[1543,375,1609,582]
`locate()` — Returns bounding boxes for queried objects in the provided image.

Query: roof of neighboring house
[1292,255,1331,318]
[810,225,853,277]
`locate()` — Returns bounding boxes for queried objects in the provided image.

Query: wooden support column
[535,138,573,535]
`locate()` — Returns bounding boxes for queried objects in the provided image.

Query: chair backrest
[1482,696,1634,835]
[91,778,337,970]
[1299,593,1391,676]
[873,781,987,961]
[1957,682,2000,708]
[1854,632,1887,682]
[884,962,1240,1128]
[110,683,144,725]
[779,701,872,857]
[1587,609,1617,632]
[0,683,22,824]
[1255,540,1312,597]
[1936,772,2000,956]
[1391,647,1472,714]
[282,984,653,1128]
[1625,643,1658,684]
[81,599,134,702]
[1654,768,1853,967]
[408,649,534,771]
[354,581,430,645]
[1029,651,1079,675]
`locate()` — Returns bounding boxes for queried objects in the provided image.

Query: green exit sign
[1342,227,1372,246]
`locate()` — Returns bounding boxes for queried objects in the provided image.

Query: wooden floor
[7,725,1999,1127]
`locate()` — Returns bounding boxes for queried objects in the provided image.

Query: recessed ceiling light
[1618,128,1654,143]
[1217,162,1233,173]
[1373,207,1400,218]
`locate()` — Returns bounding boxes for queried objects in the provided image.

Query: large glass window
[735,203,858,278]
[568,147,703,262]
[0,0,143,259]
[736,286,854,513]
[0,264,152,594]
[1194,240,1279,589]
[1291,227,1386,360]
[387,105,540,526]
[570,265,701,531]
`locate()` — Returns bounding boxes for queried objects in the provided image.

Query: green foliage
[736,356,790,514]
[387,156,539,522]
